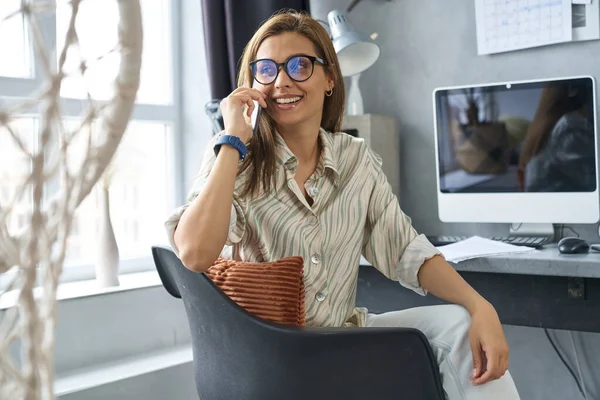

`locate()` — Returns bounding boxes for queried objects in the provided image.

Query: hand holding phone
[220,87,266,142]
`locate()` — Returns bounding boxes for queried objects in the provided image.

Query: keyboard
[426,235,551,249]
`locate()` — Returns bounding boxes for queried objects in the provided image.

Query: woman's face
[253,32,333,130]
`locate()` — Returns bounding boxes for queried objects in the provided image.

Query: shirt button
[315,292,326,302]
[310,254,320,264]
[308,187,319,197]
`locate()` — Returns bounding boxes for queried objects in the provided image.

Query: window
[0,1,179,283]
[0,118,35,233]
[65,121,171,266]
[0,1,32,78]
[57,0,173,104]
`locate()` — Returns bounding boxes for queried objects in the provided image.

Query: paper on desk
[436,236,537,263]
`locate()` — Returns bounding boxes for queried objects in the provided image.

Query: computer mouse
[558,237,590,254]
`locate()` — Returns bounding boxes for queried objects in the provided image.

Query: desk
[357,246,600,333]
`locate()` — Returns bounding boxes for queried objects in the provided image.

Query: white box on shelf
[342,114,401,199]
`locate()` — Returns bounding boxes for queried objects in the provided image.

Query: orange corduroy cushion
[205,256,306,326]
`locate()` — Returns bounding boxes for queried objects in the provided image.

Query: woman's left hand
[468,301,510,386]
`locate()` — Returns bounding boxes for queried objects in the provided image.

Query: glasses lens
[253,60,278,84]
[286,56,313,82]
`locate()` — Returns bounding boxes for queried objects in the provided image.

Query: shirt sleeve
[164,135,246,258]
[361,148,442,295]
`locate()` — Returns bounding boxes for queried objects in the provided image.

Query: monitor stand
[509,223,555,239]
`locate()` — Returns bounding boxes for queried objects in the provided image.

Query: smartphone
[250,100,262,136]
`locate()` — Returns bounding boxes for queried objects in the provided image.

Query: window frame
[0,0,184,286]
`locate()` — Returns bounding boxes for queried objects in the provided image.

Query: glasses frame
[249,54,327,85]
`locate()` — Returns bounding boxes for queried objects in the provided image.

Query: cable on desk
[569,331,588,400]
[511,223,523,231]
[544,328,585,398]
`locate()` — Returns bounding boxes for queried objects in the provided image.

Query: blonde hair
[236,9,345,198]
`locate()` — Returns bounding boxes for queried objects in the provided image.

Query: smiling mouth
[274,96,303,105]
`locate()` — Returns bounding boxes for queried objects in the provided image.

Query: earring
[325,88,333,97]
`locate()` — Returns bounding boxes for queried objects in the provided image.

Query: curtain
[201,0,311,101]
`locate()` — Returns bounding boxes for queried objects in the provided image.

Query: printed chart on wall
[475,0,600,55]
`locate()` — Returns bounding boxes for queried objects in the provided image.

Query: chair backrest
[152,246,303,399]
[151,246,181,298]
[151,246,445,400]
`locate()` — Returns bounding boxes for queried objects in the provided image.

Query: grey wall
[311,0,600,242]
[310,1,600,400]
[53,287,191,373]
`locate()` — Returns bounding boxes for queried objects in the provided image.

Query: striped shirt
[165,128,441,327]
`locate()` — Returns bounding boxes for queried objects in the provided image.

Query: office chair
[151,245,446,400]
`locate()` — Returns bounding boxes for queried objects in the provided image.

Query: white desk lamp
[327,9,380,115]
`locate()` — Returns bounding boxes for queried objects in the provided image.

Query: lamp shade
[327,10,380,77]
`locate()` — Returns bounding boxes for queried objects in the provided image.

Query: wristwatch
[214,134,248,161]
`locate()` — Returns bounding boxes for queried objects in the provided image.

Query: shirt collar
[318,128,340,183]
[274,130,296,168]
[274,128,340,185]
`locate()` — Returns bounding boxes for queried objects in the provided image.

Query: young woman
[166,10,520,400]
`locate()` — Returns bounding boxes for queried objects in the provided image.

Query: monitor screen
[433,76,599,224]
[434,76,596,194]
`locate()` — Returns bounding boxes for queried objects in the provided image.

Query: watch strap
[214,134,248,161]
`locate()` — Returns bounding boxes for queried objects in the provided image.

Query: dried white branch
[0,1,142,398]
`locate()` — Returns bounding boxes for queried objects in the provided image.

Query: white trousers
[366,304,521,400]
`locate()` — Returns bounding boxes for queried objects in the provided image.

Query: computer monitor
[433,76,599,224]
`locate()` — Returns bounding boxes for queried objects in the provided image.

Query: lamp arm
[346,0,393,14]
[346,0,363,13]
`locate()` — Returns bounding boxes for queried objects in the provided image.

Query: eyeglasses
[249,54,327,85]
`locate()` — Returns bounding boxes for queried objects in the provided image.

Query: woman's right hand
[220,87,268,143]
